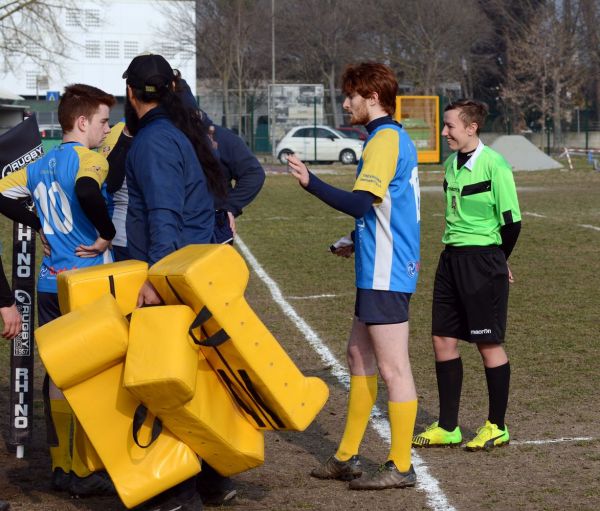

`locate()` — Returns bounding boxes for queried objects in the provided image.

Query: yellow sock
[387,399,418,472]
[71,418,93,478]
[335,375,377,461]
[49,399,72,472]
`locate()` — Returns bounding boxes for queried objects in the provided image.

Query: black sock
[485,362,511,430]
[436,358,463,431]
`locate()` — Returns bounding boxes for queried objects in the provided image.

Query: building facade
[1,0,196,98]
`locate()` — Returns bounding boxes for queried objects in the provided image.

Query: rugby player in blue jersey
[288,62,420,490]
[0,84,117,497]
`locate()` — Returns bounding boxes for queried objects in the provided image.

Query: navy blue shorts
[354,289,411,325]
[112,245,131,262]
[214,210,234,245]
[37,292,60,327]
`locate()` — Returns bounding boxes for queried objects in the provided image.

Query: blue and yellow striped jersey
[0,142,112,292]
[353,122,420,292]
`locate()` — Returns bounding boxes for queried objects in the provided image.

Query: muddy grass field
[1,165,599,510]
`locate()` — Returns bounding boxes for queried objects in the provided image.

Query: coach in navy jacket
[178,80,265,244]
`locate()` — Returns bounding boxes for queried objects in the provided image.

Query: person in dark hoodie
[123,53,242,510]
[102,78,265,260]
[176,79,265,244]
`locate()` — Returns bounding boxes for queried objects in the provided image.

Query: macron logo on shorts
[471,328,492,335]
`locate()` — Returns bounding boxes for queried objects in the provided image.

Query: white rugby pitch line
[235,236,455,511]
[512,436,594,446]
[287,294,339,300]
[523,211,600,232]
[578,224,600,232]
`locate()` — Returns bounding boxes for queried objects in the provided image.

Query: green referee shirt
[442,140,521,247]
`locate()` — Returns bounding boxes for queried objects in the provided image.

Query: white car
[275,125,364,165]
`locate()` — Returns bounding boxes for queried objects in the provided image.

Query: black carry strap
[132,404,162,448]
[188,306,230,347]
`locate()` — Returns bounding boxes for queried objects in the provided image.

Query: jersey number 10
[33,181,74,235]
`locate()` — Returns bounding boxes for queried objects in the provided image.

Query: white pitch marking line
[236,236,455,511]
[512,436,594,446]
[522,212,600,232]
[288,294,339,300]
[578,224,600,232]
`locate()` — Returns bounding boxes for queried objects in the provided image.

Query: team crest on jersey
[407,261,420,277]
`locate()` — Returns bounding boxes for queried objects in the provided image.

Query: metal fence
[24,92,600,161]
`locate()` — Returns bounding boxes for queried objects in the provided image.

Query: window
[85,40,101,59]
[160,42,177,59]
[25,73,47,90]
[85,9,101,27]
[294,128,312,138]
[124,41,139,59]
[25,72,37,90]
[317,128,336,139]
[66,9,81,26]
[105,41,120,59]
[180,45,194,59]
[5,39,19,56]
[28,44,41,57]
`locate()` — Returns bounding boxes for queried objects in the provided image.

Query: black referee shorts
[431,246,509,343]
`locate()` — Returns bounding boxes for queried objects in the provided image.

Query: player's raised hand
[286,154,310,187]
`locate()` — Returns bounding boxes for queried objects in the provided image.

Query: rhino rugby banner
[0,115,42,456]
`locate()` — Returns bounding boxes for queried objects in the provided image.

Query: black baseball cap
[122,54,175,92]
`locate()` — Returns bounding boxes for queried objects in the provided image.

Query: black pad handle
[189,306,230,347]
[132,404,162,448]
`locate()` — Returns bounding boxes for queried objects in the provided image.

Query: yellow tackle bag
[56,259,149,472]
[124,305,264,476]
[35,294,200,509]
[148,244,329,431]
[57,260,148,316]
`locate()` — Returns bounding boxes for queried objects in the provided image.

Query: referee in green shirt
[413,99,521,450]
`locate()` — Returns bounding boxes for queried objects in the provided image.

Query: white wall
[1,0,195,97]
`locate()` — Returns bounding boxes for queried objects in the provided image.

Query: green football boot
[465,420,509,451]
[412,421,462,448]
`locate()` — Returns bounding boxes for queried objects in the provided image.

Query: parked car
[337,126,367,141]
[275,125,364,165]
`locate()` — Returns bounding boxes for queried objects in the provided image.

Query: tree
[368,0,494,97]
[276,0,364,128]
[161,0,270,134]
[581,0,600,121]
[501,0,584,146]
[0,0,73,73]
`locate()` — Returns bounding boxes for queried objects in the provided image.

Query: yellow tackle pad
[124,305,199,412]
[35,294,201,508]
[158,354,265,476]
[58,260,148,316]
[35,294,129,389]
[65,364,200,508]
[148,244,329,431]
[124,304,264,475]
